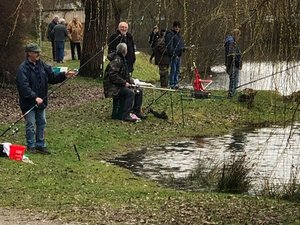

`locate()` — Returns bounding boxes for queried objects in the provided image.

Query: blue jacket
[16,59,67,112]
[224,35,242,69]
[165,29,185,58]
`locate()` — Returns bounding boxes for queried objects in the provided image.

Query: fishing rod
[0,73,77,138]
[0,35,122,138]
[143,76,189,112]
[235,63,300,90]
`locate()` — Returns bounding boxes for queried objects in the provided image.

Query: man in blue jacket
[16,43,76,154]
[165,21,185,89]
[224,29,242,98]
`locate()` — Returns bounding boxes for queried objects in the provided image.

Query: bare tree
[0,0,36,85]
[80,0,108,78]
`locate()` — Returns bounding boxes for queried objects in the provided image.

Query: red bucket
[9,144,26,161]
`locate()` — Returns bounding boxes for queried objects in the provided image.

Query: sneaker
[123,114,141,122]
[134,112,147,120]
[123,115,138,122]
[130,113,141,120]
[27,147,38,154]
[35,146,51,155]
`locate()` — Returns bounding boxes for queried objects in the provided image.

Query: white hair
[116,43,127,55]
[59,18,65,24]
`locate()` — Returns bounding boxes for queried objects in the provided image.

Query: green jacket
[103,53,132,98]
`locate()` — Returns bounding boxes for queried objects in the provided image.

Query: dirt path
[0,82,103,124]
[0,207,82,225]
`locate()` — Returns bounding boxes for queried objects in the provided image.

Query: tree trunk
[80,0,108,78]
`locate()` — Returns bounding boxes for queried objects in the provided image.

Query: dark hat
[25,43,41,53]
[173,21,181,28]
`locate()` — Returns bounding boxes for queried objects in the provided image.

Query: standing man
[165,21,185,89]
[154,29,170,88]
[224,28,242,98]
[148,25,160,63]
[67,15,83,60]
[16,43,77,154]
[108,22,136,74]
[47,15,59,61]
[51,18,68,63]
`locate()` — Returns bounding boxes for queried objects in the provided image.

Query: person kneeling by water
[103,43,146,122]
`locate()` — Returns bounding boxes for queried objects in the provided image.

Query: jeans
[169,56,180,88]
[55,41,65,62]
[24,108,46,148]
[228,65,240,96]
[117,87,143,119]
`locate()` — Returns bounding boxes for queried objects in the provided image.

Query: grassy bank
[0,50,300,224]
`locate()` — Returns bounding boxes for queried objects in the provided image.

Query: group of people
[148,21,185,89]
[104,21,242,122]
[47,15,83,63]
[15,17,242,154]
[103,21,187,122]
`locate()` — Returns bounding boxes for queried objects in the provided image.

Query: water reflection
[109,123,300,192]
[210,62,300,95]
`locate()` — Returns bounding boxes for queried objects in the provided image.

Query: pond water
[109,123,300,193]
[209,62,300,96]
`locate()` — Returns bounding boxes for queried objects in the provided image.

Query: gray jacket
[51,24,68,42]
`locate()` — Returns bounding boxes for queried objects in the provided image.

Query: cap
[25,43,41,53]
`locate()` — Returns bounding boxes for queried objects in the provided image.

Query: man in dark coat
[47,15,59,61]
[16,43,77,154]
[165,21,185,89]
[148,25,160,63]
[108,22,136,73]
[224,28,242,98]
[104,43,146,122]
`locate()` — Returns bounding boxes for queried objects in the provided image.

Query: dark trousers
[70,42,81,60]
[117,87,143,119]
[159,64,169,88]
[150,48,155,61]
[51,40,56,61]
